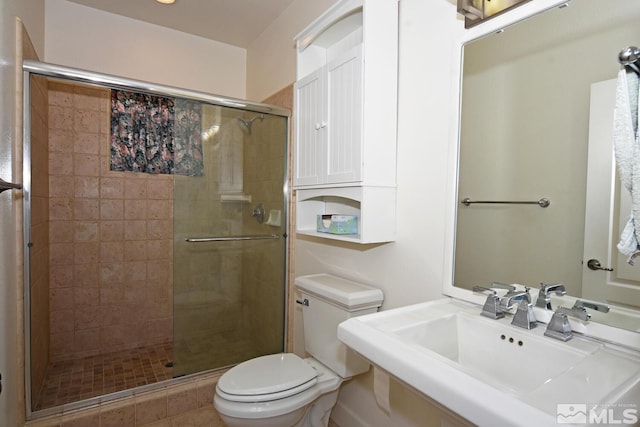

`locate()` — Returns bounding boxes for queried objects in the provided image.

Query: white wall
[44,0,246,99]
[15,3,45,59]
[289,0,468,424]
[294,0,460,321]
[245,0,338,101]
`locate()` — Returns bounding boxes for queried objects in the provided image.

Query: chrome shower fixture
[251,203,265,224]
[237,114,264,135]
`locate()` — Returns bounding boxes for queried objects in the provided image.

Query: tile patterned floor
[33,342,173,411]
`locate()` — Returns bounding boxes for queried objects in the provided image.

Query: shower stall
[22,61,289,416]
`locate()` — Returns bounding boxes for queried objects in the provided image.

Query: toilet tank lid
[295,274,384,310]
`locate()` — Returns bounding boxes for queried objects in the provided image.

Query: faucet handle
[556,306,591,321]
[572,299,610,313]
[544,306,591,341]
[473,286,505,319]
[472,286,496,295]
[544,311,573,341]
[490,282,516,291]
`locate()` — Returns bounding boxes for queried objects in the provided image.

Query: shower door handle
[0,177,22,194]
[185,234,280,242]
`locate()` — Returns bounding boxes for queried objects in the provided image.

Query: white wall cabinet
[295,45,363,187]
[293,0,398,244]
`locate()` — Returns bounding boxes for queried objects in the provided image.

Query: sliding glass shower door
[172,104,288,377]
[24,61,289,414]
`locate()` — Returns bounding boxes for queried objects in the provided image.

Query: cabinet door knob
[320,121,327,128]
[315,122,321,130]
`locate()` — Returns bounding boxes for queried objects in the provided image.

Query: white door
[326,44,363,184]
[0,5,20,427]
[582,79,640,307]
[294,68,325,187]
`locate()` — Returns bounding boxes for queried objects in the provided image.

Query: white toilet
[214,273,384,427]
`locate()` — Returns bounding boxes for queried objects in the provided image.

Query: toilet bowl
[213,273,384,427]
[214,354,342,427]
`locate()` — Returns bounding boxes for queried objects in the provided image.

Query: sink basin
[393,311,596,394]
[338,298,640,426]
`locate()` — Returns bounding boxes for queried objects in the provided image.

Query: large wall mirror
[450,0,640,332]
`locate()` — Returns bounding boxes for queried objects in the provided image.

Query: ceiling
[67,0,298,48]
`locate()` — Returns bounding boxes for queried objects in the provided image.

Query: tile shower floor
[33,342,173,411]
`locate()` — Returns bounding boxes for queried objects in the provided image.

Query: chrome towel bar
[461,197,550,208]
[185,234,280,242]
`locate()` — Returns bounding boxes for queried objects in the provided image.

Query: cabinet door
[294,68,326,187]
[325,45,363,184]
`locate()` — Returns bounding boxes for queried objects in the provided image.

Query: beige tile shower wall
[242,85,292,353]
[29,74,50,407]
[47,81,173,362]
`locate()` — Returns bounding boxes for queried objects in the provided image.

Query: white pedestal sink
[337,298,640,426]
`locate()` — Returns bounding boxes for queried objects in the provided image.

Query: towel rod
[461,198,550,208]
[185,234,280,242]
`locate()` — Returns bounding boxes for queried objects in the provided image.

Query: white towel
[614,68,640,264]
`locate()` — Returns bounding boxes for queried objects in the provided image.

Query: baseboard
[331,400,371,427]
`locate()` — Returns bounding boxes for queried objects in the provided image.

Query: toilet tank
[295,273,384,378]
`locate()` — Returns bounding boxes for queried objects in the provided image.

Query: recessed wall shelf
[296,187,395,244]
[220,193,251,203]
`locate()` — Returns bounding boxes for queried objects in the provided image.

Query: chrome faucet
[544,306,591,341]
[500,288,537,329]
[499,288,531,310]
[535,283,566,310]
[473,286,505,319]
[572,299,610,313]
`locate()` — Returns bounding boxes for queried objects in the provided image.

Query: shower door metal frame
[22,60,291,420]
[22,64,33,419]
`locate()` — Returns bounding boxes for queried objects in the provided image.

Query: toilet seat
[216,353,318,403]
[214,356,343,421]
